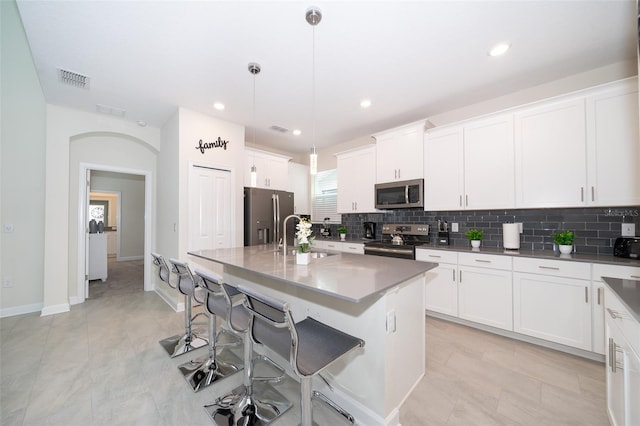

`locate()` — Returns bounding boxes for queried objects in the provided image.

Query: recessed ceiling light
[292,129,302,136]
[489,42,511,57]
[360,99,372,108]
[213,102,225,110]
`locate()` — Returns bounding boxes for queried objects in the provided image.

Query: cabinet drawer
[342,243,364,255]
[604,286,640,356]
[513,257,590,280]
[592,264,640,282]
[416,249,458,264]
[459,252,512,270]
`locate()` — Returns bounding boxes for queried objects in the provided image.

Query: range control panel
[381,224,429,236]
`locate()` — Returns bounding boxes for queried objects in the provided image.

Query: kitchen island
[188,245,438,426]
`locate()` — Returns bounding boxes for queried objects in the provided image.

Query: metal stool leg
[159,293,208,357]
[312,391,355,424]
[177,311,243,392]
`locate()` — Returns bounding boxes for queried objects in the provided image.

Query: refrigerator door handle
[272,194,277,245]
[275,194,281,245]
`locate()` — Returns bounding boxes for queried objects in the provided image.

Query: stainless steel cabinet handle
[475,259,491,263]
[459,195,462,207]
[597,287,602,305]
[607,308,623,319]
[580,187,584,202]
[465,194,469,207]
[584,286,588,303]
[609,337,615,371]
[428,255,442,258]
[609,338,624,373]
[591,186,595,202]
[459,270,462,282]
[631,275,640,279]
[452,270,455,282]
[538,266,560,270]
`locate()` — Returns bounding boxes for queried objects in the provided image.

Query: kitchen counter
[189,244,436,302]
[602,277,640,322]
[188,244,436,425]
[416,244,640,267]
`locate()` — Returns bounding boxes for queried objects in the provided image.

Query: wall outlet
[3,277,13,288]
[621,223,636,237]
[451,223,459,232]
[3,224,14,233]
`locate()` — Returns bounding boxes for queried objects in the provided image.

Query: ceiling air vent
[269,125,289,133]
[57,68,90,89]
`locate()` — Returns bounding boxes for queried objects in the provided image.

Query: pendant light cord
[312,23,316,152]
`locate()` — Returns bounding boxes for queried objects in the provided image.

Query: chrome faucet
[282,214,301,256]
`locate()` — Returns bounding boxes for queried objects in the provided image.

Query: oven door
[364,244,415,259]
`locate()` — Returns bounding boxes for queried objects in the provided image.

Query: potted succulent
[553,230,574,254]
[465,229,484,248]
[296,218,314,264]
[337,225,347,241]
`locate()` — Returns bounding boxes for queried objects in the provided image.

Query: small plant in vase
[295,218,314,264]
[553,230,574,254]
[337,225,347,241]
[465,229,484,248]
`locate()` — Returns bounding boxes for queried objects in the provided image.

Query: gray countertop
[416,244,640,267]
[602,277,640,322]
[188,245,437,303]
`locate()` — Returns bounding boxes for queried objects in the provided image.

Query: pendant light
[248,62,261,187]
[306,7,322,175]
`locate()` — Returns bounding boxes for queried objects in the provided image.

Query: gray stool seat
[237,285,365,426]
[157,258,208,358]
[178,269,245,392]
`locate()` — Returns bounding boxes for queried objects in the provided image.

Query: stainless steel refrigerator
[244,187,295,246]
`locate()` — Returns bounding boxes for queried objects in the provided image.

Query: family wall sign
[195,137,229,154]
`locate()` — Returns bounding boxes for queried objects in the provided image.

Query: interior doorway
[77,163,152,303]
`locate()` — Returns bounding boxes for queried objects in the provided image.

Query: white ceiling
[16,0,638,154]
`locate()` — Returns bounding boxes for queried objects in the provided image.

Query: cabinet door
[514,98,586,207]
[458,266,513,331]
[513,272,592,350]
[424,263,458,316]
[341,243,364,255]
[288,163,310,215]
[337,146,376,213]
[424,126,464,210]
[625,347,640,426]
[592,282,606,355]
[464,114,515,209]
[375,123,424,183]
[606,320,626,426]
[586,83,640,206]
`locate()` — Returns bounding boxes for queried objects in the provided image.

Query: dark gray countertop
[415,244,640,267]
[602,277,640,322]
[189,245,437,303]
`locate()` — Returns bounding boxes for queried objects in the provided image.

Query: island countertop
[188,245,437,303]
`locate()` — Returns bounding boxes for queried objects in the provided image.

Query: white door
[189,165,232,251]
[84,169,91,298]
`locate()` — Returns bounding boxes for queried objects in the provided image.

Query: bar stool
[151,252,172,286]
[177,269,244,392]
[157,258,208,357]
[237,285,364,426]
[204,283,291,426]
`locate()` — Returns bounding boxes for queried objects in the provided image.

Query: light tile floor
[1,259,608,425]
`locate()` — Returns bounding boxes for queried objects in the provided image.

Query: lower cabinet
[605,285,640,426]
[458,253,513,331]
[513,257,592,351]
[417,250,458,317]
[313,240,364,254]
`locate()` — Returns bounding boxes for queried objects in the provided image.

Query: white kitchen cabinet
[341,242,364,255]
[513,258,592,351]
[514,97,587,208]
[604,285,640,426]
[424,114,515,210]
[586,79,640,206]
[591,264,640,355]
[244,148,291,190]
[288,162,310,215]
[458,253,513,331]
[374,121,424,183]
[313,240,364,255]
[336,145,377,213]
[417,249,458,317]
[424,126,464,210]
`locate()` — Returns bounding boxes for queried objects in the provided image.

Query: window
[311,169,341,223]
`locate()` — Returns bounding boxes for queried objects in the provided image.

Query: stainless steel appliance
[375,178,424,209]
[614,237,640,258]
[363,221,376,239]
[244,187,295,246]
[364,223,429,259]
[437,220,449,245]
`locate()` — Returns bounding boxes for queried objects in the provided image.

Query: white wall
[0,0,47,317]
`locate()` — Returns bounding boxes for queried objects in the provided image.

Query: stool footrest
[177,347,243,392]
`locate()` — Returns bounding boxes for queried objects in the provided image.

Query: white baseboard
[40,303,70,317]
[0,302,44,318]
[154,285,183,312]
[69,295,83,305]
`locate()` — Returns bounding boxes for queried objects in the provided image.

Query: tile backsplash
[317,207,640,255]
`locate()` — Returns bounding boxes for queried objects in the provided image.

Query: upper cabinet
[424,113,515,210]
[514,78,639,208]
[288,162,310,215]
[336,145,377,213]
[244,148,291,191]
[514,97,587,208]
[374,121,425,183]
[585,80,640,206]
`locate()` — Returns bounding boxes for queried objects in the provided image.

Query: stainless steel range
[363,223,430,259]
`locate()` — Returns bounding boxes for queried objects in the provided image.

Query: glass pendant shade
[309,146,317,175]
[250,164,257,187]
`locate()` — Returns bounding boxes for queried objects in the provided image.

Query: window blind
[311,169,341,223]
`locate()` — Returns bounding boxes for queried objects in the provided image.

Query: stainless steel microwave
[375,178,424,209]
